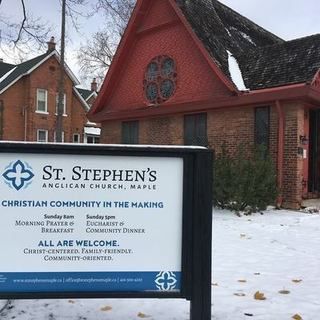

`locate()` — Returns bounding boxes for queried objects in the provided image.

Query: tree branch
[14,0,27,45]
[77,0,135,81]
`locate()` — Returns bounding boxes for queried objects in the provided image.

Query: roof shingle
[239,34,320,90]
[0,52,49,93]
[0,62,16,79]
[176,0,320,90]
[76,88,94,101]
[177,0,283,80]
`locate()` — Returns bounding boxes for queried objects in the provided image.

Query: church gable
[101,0,234,115]
[139,0,178,32]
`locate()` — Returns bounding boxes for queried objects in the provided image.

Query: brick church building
[88,0,320,209]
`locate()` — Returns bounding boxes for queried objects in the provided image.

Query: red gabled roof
[88,0,237,120]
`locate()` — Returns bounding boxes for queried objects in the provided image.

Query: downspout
[276,100,285,207]
[23,106,28,141]
[0,100,4,140]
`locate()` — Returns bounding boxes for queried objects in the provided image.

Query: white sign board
[0,153,184,293]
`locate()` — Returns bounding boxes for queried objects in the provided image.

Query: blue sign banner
[0,271,181,292]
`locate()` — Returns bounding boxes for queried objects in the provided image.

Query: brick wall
[101,102,308,209]
[140,116,183,145]
[207,106,254,155]
[102,107,258,150]
[1,78,27,141]
[282,103,305,209]
[100,121,122,144]
[70,94,90,143]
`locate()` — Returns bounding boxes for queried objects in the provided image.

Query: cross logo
[155,271,177,291]
[2,160,34,191]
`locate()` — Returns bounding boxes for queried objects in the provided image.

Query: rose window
[144,56,177,104]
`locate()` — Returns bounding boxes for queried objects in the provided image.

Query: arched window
[143,56,177,105]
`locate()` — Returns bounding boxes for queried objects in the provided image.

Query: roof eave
[53,51,80,85]
[88,0,147,118]
[89,83,320,122]
[73,87,91,111]
[0,50,80,95]
[86,91,98,101]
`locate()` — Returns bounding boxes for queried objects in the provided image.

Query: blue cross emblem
[155,271,177,291]
[2,160,34,191]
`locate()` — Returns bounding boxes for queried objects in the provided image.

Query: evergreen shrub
[213,145,278,214]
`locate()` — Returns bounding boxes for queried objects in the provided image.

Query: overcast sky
[1,0,319,86]
[221,0,319,40]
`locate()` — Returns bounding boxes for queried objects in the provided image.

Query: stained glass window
[161,58,175,77]
[184,113,208,146]
[122,121,139,144]
[144,55,177,104]
[160,80,174,99]
[146,83,158,102]
[255,107,270,148]
[146,62,158,81]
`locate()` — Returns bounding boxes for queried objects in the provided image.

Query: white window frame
[37,129,48,142]
[85,135,100,144]
[55,93,67,116]
[54,131,65,143]
[73,133,81,143]
[36,89,48,113]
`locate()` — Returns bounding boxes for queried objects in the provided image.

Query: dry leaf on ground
[254,291,266,300]
[100,306,112,312]
[234,293,246,297]
[292,314,303,320]
[138,312,152,318]
[292,279,303,283]
[238,279,247,283]
[278,289,290,294]
[68,300,75,304]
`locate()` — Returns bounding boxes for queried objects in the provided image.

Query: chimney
[91,78,98,92]
[47,37,56,52]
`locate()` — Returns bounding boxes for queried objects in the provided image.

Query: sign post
[0,143,212,319]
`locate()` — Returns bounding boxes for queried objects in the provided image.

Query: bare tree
[96,0,135,32]
[0,0,136,83]
[77,30,117,82]
[0,0,90,58]
[77,0,135,82]
[0,0,52,58]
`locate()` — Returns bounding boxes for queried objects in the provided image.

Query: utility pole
[56,0,66,143]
